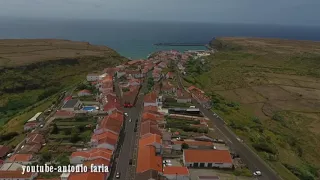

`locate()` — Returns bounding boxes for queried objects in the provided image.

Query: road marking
[215,125,233,144]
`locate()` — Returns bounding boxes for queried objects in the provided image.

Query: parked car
[115,172,121,179]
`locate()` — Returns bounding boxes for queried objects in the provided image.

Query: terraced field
[186,37,320,180]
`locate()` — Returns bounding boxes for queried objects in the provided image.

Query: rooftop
[68,172,106,180]
[163,166,189,175]
[136,146,162,173]
[139,134,162,147]
[0,170,34,179]
[144,92,157,103]
[8,154,33,162]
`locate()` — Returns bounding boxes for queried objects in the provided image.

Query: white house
[183,149,233,169]
[162,166,190,180]
[87,73,100,82]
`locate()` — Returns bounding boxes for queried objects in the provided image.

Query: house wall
[144,102,157,107]
[184,161,232,169]
[164,175,190,180]
[87,75,99,82]
[177,98,191,103]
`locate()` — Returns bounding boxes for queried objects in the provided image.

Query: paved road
[176,71,281,180]
[113,78,147,180]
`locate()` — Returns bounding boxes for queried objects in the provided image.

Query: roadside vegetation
[185,38,320,180]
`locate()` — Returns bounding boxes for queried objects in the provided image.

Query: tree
[51,124,59,134]
[41,151,52,163]
[181,143,189,149]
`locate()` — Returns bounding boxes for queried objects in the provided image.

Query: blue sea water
[1,18,320,59]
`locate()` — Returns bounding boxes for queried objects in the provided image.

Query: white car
[253,171,262,176]
[163,160,171,163]
[129,119,132,122]
[166,163,173,166]
[124,113,128,116]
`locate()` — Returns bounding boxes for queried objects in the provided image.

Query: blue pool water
[82,106,97,111]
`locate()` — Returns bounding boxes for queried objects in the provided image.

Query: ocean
[1,18,320,59]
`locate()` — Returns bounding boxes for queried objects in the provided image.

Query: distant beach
[1,18,320,58]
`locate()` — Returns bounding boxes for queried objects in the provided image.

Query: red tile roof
[68,172,106,180]
[143,106,158,112]
[142,112,164,121]
[8,154,33,162]
[184,149,232,163]
[83,158,110,167]
[71,148,112,159]
[188,86,204,93]
[91,131,119,146]
[144,92,157,103]
[140,121,162,137]
[0,171,35,179]
[163,166,189,175]
[64,96,72,103]
[139,134,162,147]
[136,146,162,173]
[99,112,123,134]
[103,96,121,112]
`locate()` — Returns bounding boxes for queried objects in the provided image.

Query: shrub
[0,132,19,141]
[252,142,277,154]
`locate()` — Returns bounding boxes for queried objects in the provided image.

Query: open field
[188,37,320,180]
[0,39,127,145]
[0,39,120,67]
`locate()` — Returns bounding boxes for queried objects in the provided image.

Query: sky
[0,0,320,26]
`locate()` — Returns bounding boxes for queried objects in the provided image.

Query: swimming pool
[82,106,98,111]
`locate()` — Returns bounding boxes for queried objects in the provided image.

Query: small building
[183,149,233,169]
[77,89,92,97]
[61,99,82,111]
[91,131,119,151]
[87,73,100,82]
[27,112,42,122]
[162,166,190,180]
[24,122,39,131]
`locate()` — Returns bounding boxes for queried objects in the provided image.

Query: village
[0,49,257,180]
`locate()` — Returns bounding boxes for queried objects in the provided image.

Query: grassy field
[0,39,127,145]
[186,37,320,180]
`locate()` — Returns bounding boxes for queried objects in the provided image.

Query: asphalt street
[176,72,281,180]
[113,78,147,180]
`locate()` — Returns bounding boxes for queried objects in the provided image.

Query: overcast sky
[0,0,319,26]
